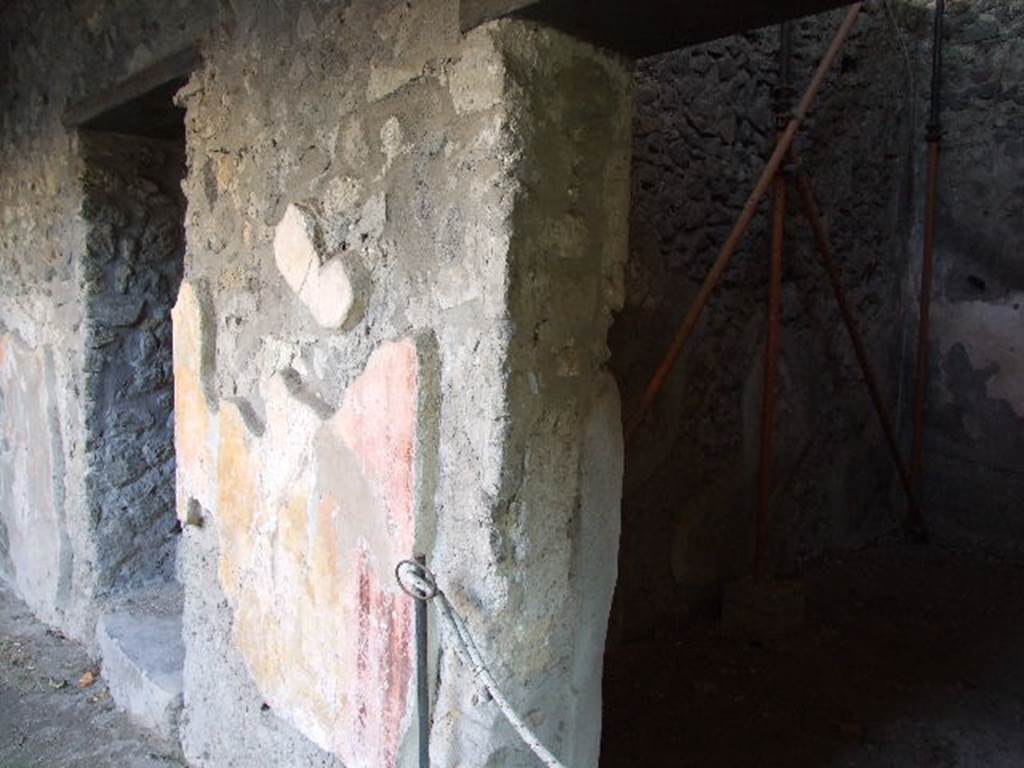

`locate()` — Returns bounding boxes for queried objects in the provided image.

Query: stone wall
[3,1,633,762]
[81,132,185,595]
[904,0,1024,555]
[612,4,921,637]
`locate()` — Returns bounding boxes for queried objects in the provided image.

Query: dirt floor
[602,543,1024,767]
[0,583,182,768]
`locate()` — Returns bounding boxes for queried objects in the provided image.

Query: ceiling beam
[461,0,853,58]
[63,46,199,130]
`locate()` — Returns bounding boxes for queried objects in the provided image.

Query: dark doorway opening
[78,76,187,602]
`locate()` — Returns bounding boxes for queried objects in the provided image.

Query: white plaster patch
[300,258,355,329]
[448,34,505,115]
[273,203,358,330]
[171,280,218,520]
[381,117,407,175]
[932,295,1024,416]
[273,203,319,295]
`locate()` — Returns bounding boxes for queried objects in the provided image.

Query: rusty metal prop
[755,172,787,582]
[625,2,864,441]
[754,20,796,583]
[909,0,945,532]
[792,170,919,518]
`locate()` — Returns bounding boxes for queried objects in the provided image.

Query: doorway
[79,75,188,597]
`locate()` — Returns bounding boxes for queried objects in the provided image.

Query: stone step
[96,608,185,740]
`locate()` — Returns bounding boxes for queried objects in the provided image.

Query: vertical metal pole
[415,554,430,768]
[756,173,786,582]
[755,20,794,583]
[909,0,945,533]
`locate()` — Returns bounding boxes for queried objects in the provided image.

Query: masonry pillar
[428,22,632,767]
[173,3,631,765]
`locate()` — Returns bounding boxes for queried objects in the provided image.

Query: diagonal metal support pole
[792,170,921,524]
[625,2,864,442]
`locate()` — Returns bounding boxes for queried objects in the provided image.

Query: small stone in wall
[92,296,144,328]
[380,117,406,173]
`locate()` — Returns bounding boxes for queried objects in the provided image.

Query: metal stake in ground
[624,2,864,442]
[414,554,430,768]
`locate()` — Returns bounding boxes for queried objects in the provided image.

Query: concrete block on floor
[96,611,185,740]
[722,577,805,640]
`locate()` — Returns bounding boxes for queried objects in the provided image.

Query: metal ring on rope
[395,558,439,601]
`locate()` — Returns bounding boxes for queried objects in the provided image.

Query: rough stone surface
[97,610,185,739]
[81,133,186,596]
[8,5,632,753]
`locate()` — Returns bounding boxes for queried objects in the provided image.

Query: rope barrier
[395,559,568,768]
